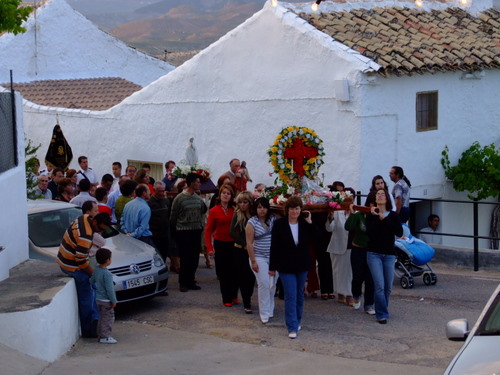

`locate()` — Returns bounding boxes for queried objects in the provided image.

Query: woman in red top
[205,184,237,307]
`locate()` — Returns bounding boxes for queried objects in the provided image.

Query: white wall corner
[334,79,350,102]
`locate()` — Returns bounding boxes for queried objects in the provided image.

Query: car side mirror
[446,318,469,341]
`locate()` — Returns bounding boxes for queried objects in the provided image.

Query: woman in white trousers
[246,197,277,324]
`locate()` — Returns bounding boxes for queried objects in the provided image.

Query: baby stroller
[394,225,437,289]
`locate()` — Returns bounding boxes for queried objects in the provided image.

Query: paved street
[36,260,500,375]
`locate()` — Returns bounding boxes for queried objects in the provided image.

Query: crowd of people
[32,154,444,340]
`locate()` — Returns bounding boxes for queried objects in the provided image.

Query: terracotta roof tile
[1,78,142,110]
[299,7,500,76]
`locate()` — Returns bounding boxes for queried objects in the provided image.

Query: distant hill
[65,0,304,64]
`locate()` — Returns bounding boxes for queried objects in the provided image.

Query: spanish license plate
[123,275,154,290]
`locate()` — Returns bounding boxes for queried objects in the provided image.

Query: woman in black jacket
[366,188,403,324]
[269,196,314,339]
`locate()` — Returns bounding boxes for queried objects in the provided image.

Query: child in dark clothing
[90,248,118,344]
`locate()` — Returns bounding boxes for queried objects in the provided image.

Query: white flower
[277,195,288,204]
[287,186,295,195]
[315,138,320,143]
[280,164,285,169]
[306,134,311,138]
[299,130,304,135]
[345,190,352,197]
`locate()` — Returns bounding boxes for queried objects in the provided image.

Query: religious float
[265,126,367,213]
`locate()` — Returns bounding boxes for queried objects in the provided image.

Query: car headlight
[153,252,165,267]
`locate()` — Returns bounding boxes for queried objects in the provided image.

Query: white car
[444,283,500,375]
[27,200,168,303]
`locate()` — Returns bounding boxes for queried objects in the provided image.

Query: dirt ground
[116,260,500,369]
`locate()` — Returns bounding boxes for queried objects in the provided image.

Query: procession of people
[29,145,426,340]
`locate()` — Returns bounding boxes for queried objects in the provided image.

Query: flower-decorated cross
[283,139,319,177]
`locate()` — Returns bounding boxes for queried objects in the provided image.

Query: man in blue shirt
[121,184,154,246]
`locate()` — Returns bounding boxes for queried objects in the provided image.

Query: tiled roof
[299,7,500,76]
[2,78,142,110]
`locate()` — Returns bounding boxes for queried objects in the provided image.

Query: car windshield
[476,292,500,335]
[28,207,82,247]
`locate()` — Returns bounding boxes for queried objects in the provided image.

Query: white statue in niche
[185,137,198,167]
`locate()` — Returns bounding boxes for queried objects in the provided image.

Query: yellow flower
[286,163,292,169]
[271,146,278,152]
[303,165,309,170]
[277,134,282,139]
[271,155,277,160]
[287,126,294,132]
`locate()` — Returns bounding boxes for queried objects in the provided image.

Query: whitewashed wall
[0,0,173,86]
[357,71,500,196]
[0,279,79,362]
[0,92,28,282]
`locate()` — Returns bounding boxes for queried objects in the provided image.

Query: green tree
[25,138,41,199]
[441,142,500,200]
[0,0,32,35]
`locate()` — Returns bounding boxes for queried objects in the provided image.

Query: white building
[0,0,173,86]
[4,0,500,248]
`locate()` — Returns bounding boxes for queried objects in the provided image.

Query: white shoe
[288,332,297,339]
[261,319,269,324]
[353,300,361,310]
[366,308,376,315]
[99,336,117,344]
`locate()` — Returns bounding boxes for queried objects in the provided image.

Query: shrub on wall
[441,142,500,201]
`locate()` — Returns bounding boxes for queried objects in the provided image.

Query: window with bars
[416,91,438,131]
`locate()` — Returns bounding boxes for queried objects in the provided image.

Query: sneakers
[353,300,361,310]
[99,336,117,344]
[288,332,297,339]
[366,308,376,315]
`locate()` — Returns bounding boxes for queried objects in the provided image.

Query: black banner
[45,125,73,170]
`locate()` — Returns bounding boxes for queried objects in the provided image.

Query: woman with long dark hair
[366,188,403,324]
[246,197,277,323]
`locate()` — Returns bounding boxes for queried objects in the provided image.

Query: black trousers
[312,212,333,294]
[176,229,202,288]
[233,246,256,308]
[351,246,374,307]
[214,240,237,304]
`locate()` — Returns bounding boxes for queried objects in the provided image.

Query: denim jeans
[279,271,308,333]
[366,252,395,320]
[61,268,99,337]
